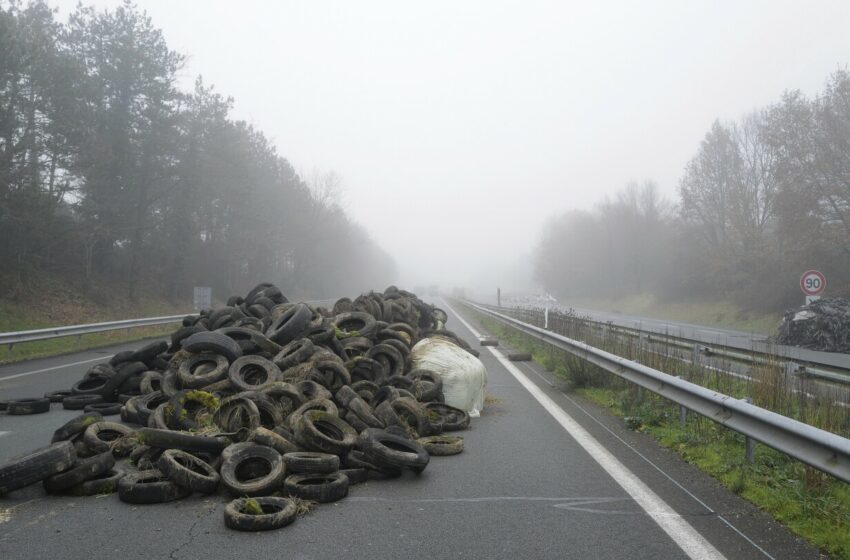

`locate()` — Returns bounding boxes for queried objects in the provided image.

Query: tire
[43,451,115,493]
[109,350,135,366]
[117,469,191,504]
[220,442,286,497]
[182,331,243,363]
[214,395,261,434]
[368,386,400,410]
[228,355,281,392]
[287,399,338,431]
[407,369,443,401]
[480,338,499,346]
[332,312,377,339]
[282,452,339,474]
[157,449,220,494]
[44,390,72,403]
[51,412,104,442]
[424,402,470,431]
[273,339,315,370]
[295,380,332,402]
[224,497,297,531]
[293,411,357,455]
[418,435,464,456]
[247,427,300,455]
[374,401,404,429]
[339,468,368,485]
[310,360,350,391]
[0,441,76,495]
[284,472,348,503]
[343,449,401,477]
[265,303,311,345]
[84,402,122,416]
[6,397,50,415]
[366,344,405,378]
[83,421,135,454]
[333,385,359,408]
[71,376,109,396]
[346,358,387,385]
[63,394,104,410]
[347,396,384,428]
[261,382,303,416]
[132,340,168,365]
[391,397,431,437]
[67,468,125,496]
[358,428,430,474]
[507,352,532,362]
[136,428,228,454]
[177,353,229,388]
[140,371,163,394]
[167,389,220,431]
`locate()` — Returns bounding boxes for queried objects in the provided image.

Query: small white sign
[805,295,821,305]
[193,287,212,311]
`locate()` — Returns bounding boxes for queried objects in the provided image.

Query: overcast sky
[54,0,850,294]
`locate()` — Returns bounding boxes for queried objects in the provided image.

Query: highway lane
[0,307,823,560]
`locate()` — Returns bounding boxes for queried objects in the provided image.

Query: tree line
[535,70,850,311]
[0,0,395,304]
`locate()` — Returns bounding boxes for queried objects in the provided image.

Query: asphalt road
[0,302,825,560]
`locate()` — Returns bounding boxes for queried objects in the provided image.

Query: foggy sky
[55,0,850,296]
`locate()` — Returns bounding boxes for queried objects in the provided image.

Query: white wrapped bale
[410,336,487,417]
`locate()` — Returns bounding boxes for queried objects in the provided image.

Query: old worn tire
[84,402,122,416]
[339,467,368,485]
[358,428,430,474]
[425,402,470,431]
[272,339,315,370]
[177,353,229,388]
[0,441,76,495]
[44,390,73,403]
[51,412,104,442]
[43,451,115,493]
[418,435,464,456]
[62,394,104,410]
[220,442,286,497]
[282,451,339,474]
[228,355,281,392]
[224,496,297,531]
[67,468,125,496]
[157,449,220,494]
[293,411,357,455]
[265,303,311,345]
[83,421,135,454]
[118,469,191,504]
[6,397,50,415]
[284,472,348,503]
[181,331,243,363]
[136,428,228,454]
[507,352,532,361]
[246,427,300,455]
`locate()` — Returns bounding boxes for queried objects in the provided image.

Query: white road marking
[0,431,10,439]
[444,299,727,560]
[0,355,109,382]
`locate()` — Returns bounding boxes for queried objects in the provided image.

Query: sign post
[193,286,212,311]
[800,270,825,304]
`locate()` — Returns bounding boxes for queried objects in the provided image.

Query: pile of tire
[0,284,474,532]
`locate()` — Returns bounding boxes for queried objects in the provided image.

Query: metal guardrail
[465,301,850,484]
[0,315,187,348]
[477,303,850,386]
[0,298,339,350]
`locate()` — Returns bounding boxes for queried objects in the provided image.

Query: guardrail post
[691,344,700,365]
[76,334,82,348]
[676,376,687,427]
[742,397,755,464]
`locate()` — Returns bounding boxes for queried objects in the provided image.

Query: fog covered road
[0,303,822,560]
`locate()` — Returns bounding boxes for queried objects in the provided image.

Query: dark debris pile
[0,284,481,532]
[777,297,850,354]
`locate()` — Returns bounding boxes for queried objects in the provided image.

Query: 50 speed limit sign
[800,270,826,296]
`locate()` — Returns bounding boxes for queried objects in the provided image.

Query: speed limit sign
[800,270,826,296]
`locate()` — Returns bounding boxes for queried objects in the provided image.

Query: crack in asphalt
[168,501,218,560]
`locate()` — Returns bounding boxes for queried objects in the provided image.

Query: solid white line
[443,300,726,560]
[0,356,109,382]
[0,431,10,439]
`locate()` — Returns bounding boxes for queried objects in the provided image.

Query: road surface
[0,302,823,560]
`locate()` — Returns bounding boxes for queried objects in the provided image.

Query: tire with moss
[83,422,135,454]
[417,435,464,456]
[294,410,357,455]
[67,468,125,496]
[284,472,348,503]
[156,449,220,494]
[51,412,104,443]
[136,428,228,454]
[224,496,297,531]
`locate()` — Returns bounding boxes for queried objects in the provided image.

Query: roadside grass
[0,295,187,365]
[470,311,850,559]
[558,294,782,336]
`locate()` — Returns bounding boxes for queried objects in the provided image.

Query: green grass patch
[465,305,850,558]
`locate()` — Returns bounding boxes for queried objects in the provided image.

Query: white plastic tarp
[410,336,487,417]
